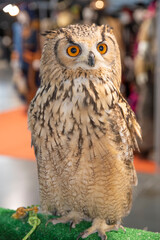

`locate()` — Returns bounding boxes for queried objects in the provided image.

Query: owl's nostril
[88,51,95,67]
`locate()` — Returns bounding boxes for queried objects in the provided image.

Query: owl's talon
[70,222,73,231]
[101,235,107,240]
[77,230,107,240]
[70,221,76,231]
[98,230,107,240]
[76,232,85,240]
[119,225,126,233]
[45,219,53,227]
[113,223,126,233]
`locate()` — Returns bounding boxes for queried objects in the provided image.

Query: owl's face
[56,30,116,70]
[42,24,121,88]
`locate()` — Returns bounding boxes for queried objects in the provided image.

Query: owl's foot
[46,211,87,229]
[77,218,125,240]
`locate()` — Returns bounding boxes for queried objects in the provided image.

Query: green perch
[0,208,159,240]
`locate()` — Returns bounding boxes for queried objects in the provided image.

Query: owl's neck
[41,65,120,91]
[52,73,119,115]
[40,65,120,116]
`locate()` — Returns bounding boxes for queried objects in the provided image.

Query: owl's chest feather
[52,76,118,129]
[30,76,119,156]
[43,77,119,155]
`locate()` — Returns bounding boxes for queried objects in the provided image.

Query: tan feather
[28,24,141,240]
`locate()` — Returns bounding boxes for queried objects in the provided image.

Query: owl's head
[41,24,121,88]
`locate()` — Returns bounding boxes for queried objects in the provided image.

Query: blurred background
[0,0,160,233]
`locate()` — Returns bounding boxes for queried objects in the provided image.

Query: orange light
[95,0,104,10]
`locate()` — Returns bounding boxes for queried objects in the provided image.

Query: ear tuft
[106,25,113,33]
[41,30,57,39]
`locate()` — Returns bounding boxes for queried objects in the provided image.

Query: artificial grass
[0,208,159,240]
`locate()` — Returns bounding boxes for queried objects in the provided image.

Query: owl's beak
[88,51,95,67]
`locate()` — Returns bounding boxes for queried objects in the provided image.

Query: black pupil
[99,45,104,51]
[71,47,77,53]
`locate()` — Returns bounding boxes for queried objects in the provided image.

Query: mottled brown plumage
[28,24,141,239]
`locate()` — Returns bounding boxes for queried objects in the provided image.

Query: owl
[28,24,141,240]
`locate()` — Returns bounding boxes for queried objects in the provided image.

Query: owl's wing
[28,87,41,151]
[28,85,57,212]
[117,95,142,151]
[28,84,49,154]
[106,95,141,186]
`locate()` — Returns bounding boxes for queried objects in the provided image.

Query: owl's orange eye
[97,43,108,55]
[67,45,80,57]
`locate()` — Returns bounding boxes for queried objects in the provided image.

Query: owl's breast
[31,75,121,160]
[42,76,119,150]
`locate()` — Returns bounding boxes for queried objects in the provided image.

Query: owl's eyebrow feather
[101,25,106,42]
[65,35,76,45]
[58,28,75,45]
